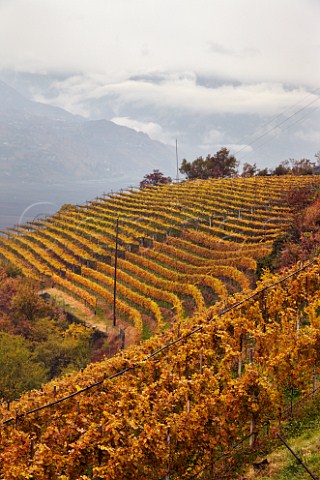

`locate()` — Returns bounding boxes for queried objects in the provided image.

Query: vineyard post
[238,334,243,378]
[313,364,317,393]
[249,347,254,365]
[120,328,125,349]
[153,364,157,382]
[30,438,35,460]
[165,425,171,480]
[186,377,191,413]
[249,418,255,448]
[113,218,119,327]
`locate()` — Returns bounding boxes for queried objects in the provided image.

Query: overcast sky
[0,0,319,166]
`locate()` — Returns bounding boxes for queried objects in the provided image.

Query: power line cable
[234,86,320,152]
[1,259,315,426]
[237,103,320,162]
[233,93,320,158]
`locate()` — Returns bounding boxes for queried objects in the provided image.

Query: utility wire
[234,87,320,153]
[179,373,320,480]
[1,260,315,426]
[233,93,320,158]
[237,103,320,162]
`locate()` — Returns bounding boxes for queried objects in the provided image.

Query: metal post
[166,425,171,480]
[113,218,119,327]
[176,138,179,181]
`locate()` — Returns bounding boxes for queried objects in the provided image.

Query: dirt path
[42,287,107,332]
[41,287,138,348]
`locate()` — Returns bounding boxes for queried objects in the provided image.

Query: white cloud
[199,128,225,150]
[0,0,318,87]
[111,116,176,145]
[203,128,225,144]
[228,144,253,155]
[55,74,319,117]
[0,0,319,166]
[295,130,320,143]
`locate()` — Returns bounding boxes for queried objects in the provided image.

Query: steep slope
[1,175,319,343]
[1,177,320,478]
[1,256,320,478]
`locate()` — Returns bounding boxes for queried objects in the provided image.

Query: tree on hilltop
[140,169,172,188]
[179,147,238,179]
[241,162,257,177]
[272,158,317,176]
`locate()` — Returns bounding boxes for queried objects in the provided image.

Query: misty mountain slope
[0,79,77,121]
[0,80,174,183]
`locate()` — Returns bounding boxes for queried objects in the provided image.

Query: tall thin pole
[113,218,119,327]
[176,138,179,181]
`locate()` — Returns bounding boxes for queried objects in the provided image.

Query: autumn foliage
[0,261,320,478]
[1,177,320,477]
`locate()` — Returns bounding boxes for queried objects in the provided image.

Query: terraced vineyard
[0,175,319,340]
[2,249,320,479]
[2,175,320,479]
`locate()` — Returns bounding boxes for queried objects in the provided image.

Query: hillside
[1,233,320,477]
[0,175,319,342]
[0,79,174,182]
[1,176,320,478]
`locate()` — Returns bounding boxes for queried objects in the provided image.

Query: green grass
[245,394,320,479]
[252,431,320,479]
[142,321,153,340]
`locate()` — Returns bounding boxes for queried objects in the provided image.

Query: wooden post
[113,218,119,327]
[238,334,243,378]
[296,311,300,332]
[313,364,318,393]
[120,328,125,349]
[249,347,254,365]
[15,409,19,429]
[165,426,171,480]
[186,377,191,413]
[249,418,255,448]
[153,364,157,382]
[98,425,103,467]
[258,291,268,329]
[30,438,35,460]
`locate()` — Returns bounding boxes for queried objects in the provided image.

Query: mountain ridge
[0,79,175,183]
